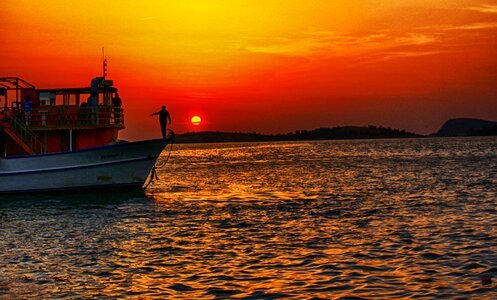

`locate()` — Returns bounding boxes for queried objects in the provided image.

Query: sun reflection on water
[0,138,496,298]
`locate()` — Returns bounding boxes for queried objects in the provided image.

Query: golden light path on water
[0,137,496,299]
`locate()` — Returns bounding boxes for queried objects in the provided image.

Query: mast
[102,47,107,79]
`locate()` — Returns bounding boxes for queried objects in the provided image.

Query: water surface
[1,137,496,299]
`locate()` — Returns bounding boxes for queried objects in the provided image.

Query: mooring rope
[143,130,175,189]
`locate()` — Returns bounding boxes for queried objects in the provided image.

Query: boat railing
[2,106,124,129]
[1,108,47,154]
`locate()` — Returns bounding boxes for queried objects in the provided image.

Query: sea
[0,137,496,299]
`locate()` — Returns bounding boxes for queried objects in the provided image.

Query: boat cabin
[0,76,124,157]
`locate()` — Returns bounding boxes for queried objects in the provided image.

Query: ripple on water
[1,138,497,299]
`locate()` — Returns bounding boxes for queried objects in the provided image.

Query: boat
[0,75,171,193]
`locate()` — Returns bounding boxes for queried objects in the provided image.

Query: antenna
[102,47,107,78]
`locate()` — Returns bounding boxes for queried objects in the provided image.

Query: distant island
[434,118,497,137]
[175,125,421,144]
[174,118,497,143]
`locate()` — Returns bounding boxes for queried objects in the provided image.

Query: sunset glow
[1,0,497,140]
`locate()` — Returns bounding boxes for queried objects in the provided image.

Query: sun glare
[191,116,202,126]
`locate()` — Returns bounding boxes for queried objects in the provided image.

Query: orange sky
[1,0,497,140]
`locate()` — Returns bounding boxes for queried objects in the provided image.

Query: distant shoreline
[174,125,421,144]
[174,119,497,144]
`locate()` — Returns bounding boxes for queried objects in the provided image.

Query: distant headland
[434,118,497,137]
[174,118,497,144]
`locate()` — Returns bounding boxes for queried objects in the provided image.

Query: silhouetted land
[435,118,497,137]
[175,126,421,144]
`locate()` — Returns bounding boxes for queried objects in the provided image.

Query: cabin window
[69,94,78,106]
[39,92,55,106]
[99,93,106,105]
[104,91,112,105]
[55,94,64,106]
[62,94,77,106]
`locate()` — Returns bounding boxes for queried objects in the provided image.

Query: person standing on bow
[150,105,171,139]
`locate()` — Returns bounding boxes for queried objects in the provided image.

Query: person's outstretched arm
[150,111,159,116]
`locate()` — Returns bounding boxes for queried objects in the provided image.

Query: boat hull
[0,139,169,193]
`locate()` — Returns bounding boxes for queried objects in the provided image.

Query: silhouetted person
[79,101,88,124]
[112,92,122,124]
[150,105,171,139]
[88,94,98,125]
[21,96,33,126]
[0,88,5,108]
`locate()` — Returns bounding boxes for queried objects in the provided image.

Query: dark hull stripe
[0,155,159,176]
[0,182,144,194]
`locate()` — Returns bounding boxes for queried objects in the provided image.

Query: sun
[191,115,202,126]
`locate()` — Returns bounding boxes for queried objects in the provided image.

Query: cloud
[359,50,444,65]
[185,92,215,100]
[445,22,497,30]
[396,34,437,46]
[140,16,159,21]
[468,4,497,13]
[245,30,354,57]
[244,29,438,61]
[245,37,325,57]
